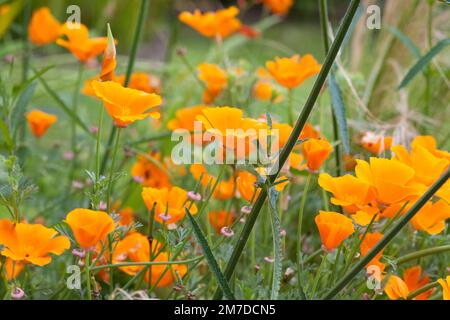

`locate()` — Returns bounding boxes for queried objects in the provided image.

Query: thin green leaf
[328,71,350,154]
[268,187,283,300]
[398,38,450,89]
[387,26,421,58]
[11,82,36,138]
[0,0,24,39]
[185,208,235,300]
[0,119,13,151]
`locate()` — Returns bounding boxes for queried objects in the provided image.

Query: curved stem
[407,281,439,300]
[396,245,450,266]
[106,128,122,212]
[213,0,361,300]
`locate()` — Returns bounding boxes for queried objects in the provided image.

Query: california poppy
[254,80,273,101]
[179,6,242,39]
[92,80,162,127]
[314,211,354,251]
[26,109,57,138]
[190,164,235,200]
[56,23,108,62]
[403,266,433,300]
[438,276,450,300]
[266,54,321,89]
[0,219,70,266]
[65,208,115,249]
[262,0,294,15]
[100,24,116,81]
[142,186,198,225]
[361,132,393,155]
[208,210,234,234]
[197,63,227,104]
[359,232,385,273]
[410,200,450,235]
[28,7,62,45]
[302,138,333,172]
[236,170,259,202]
[131,152,171,188]
[167,105,206,143]
[385,275,409,300]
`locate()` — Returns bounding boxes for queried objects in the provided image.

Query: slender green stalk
[85,251,92,300]
[319,0,341,176]
[407,281,439,300]
[22,0,31,82]
[213,0,361,300]
[296,172,312,299]
[100,0,150,174]
[323,167,450,299]
[424,0,433,117]
[90,257,202,271]
[311,253,327,299]
[94,106,104,201]
[106,128,122,212]
[396,245,450,265]
[288,89,294,125]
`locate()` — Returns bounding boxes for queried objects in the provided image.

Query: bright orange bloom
[117,207,135,228]
[197,63,227,104]
[56,23,108,62]
[266,54,321,89]
[28,7,62,45]
[167,105,206,133]
[142,186,198,225]
[190,164,235,200]
[236,170,259,202]
[100,24,116,81]
[113,233,187,287]
[131,152,171,188]
[385,275,409,300]
[209,210,234,234]
[411,136,450,161]
[403,266,433,300]
[2,259,24,280]
[361,132,393,155]
[0,4,10,16]
[0,219,70,266]
[178,6,242,38]
[254,80,273,101]
[355,158,420,205]
[410,200,450,235]
[314,211,354,251]
[65,209,115,249]
[25,109,57,138]
[360,232,385,273]
[262,0,294,15]
[92,80,162,127]
[438,276,450,300]
[302,138,333,171]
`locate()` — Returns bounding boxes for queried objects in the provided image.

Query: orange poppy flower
[209,210,234,234]
[113,233,187,287]
[410,200,450,235]
[355,158,421,205]
[142,186,198,225]
[411,136,450,161]
[359,232,385,273]
[56,23,108,62]
[254,80,273,101]
[197,63,227,104]
[0,219,70,266]
[403,266,433,300]
[25,109,57,138]
[167,105,206,139]
[100,24,116,81]
[438,276,450,300]
[266,54,321,89]
[262,0,294,15]
[2,259,24,280]
[236,170,259,202]
[131,152,171,188]
[0,4,10,16]
[301,138,333,172]
[385,275,409,300]
[65,208,115,249]
[190,164,235,200]
[314,211,354,251]
[178,6,242,39]
[361,132,393,155]
[92,80,162,127]
[28,7,62,45]
[117,207,135,228]
[128,72,161,94]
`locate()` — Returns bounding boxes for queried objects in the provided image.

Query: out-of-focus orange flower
[262,0,294,15]
[438,276,450,300]
[131,152,172,188]
[128,72,161,94]
[113,233,187,287]
[167,105,206,134]
[300,123,321,140]
[361,132,393,155]
[28,7,62,45]
[65,209,115,249]
[355,158,421,205]
[92,80,162,127]
[197,63,227,104]
[190,164,235,200]
[0,219,70,266]
[2,259,24,280]
[25,109,57,138]
[209,210,234,234]
[314,211,354,251]
[179,6,242,39]
[359,232,385,274]
[236,170,259,202]
[117,207,135,228]
[100,24,116,81]
[266,54,321,89]
[142,186,198,225]
[403,266,433,300]
[385,275,409,300]
[0,4,10,16]
[302,138,333,172]
[410,200,450,235]
[411,136,450,161]
[56,23,108,62]
[254,80,272,101]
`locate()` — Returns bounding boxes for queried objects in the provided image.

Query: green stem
[22,0,31,82]
[106,128,122,212]
[407,281,439,300]
[213,0,361,300]
[396,245,450,265]
[94,106,104,206]
[323,167,450,299]
[311,253,327,299]
[296,172,312,299]
[85,251,92,300]
[288,89,294,125]
[424,1,433,117]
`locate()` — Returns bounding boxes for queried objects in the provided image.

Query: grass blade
[11,81,36,139]
[387,26,421,58]
[398,38,450,89]
[185,208,235,300]
[268,187,283,300]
